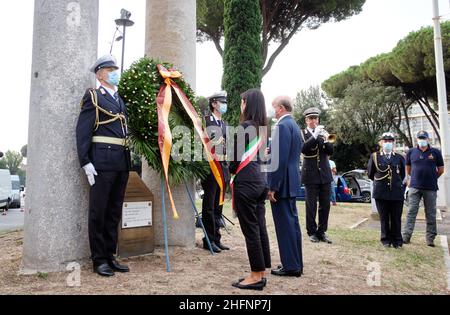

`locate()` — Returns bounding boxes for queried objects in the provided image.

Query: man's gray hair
[273,96,293,112]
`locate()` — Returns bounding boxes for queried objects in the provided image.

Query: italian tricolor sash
[230,135,264,211]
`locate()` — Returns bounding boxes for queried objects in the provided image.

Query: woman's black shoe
[232,279,265,291]
[239,277,267,286]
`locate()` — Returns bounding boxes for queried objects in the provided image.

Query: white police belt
[92,136,127,146]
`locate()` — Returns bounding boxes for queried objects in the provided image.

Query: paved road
[0,208,24,232]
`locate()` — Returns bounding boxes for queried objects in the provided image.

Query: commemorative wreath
[118,57,209,185]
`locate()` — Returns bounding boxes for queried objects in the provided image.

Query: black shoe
[402,235,411,244]
[382,243,391,248]
[94,263,114,277]
[309,234,320,243]
[427,241,435,247]
[318,233,332,244]
[271,267,302,277]
[393,244,402,249]
[203,242,222,253]
[216,243,230,250]
[108,259,130,272]
[232,279,265,291]
[239,277,267,287]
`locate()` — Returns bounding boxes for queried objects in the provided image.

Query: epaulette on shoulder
[80,88,96,109]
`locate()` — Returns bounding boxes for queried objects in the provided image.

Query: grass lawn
[0,200,447,294]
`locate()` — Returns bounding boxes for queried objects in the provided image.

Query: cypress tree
[222,0,263,126]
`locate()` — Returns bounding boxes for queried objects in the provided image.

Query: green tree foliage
[0,158,6,169]
[197,0,366,77]
[322,22,450,141]
[329,81,404,155]
[292,85,328,129]
[3,150,23,175]
[222,0,263,126]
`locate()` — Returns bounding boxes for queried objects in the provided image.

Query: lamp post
[432,0,450,211]
[115,9,134,74]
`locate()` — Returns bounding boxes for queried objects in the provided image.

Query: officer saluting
[76,55,131,276]
[201,91,230,253]
[301,107,334,244]
[367,132,406,248]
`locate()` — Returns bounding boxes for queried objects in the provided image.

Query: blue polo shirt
[405,146,444,191]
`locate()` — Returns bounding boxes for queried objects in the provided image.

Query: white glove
[82,163,98,186]
[312,126,324,139]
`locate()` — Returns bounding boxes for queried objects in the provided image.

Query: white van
[0,169,12,210]
[9,174,20,208]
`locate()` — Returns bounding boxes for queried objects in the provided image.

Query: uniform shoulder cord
[373,151,393,189]
[88,89,127,135]
[301,129,319,159]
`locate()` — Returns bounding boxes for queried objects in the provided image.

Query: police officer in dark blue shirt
[403,130,444,247]
[368,132,406,248]
[76,55,131,276]
[201,91,230,253]
[301,107,334,244]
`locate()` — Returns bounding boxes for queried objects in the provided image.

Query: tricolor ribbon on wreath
[156,65,226,219]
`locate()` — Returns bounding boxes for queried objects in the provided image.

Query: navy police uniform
[300,108,334,242]
[201,92,230,252]
[76,56,131,269]
[367,134,406,247]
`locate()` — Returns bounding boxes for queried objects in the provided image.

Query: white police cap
[90,54,119,73]
[208,91,227,104]
[303,107,321,118]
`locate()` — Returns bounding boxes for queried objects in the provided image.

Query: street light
[115,9,134,74]
[432,0,450,211]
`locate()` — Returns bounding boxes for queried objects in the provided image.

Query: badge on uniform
[100,88,106,95]
[428,154,434,160]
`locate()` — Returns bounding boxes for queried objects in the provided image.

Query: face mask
[418,139,428,148]
[107,70,120,86]
[267,106,276,118]
[382,142,393,153]
[218,102,227,114]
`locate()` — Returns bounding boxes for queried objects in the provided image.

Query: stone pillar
[22,0,98,273]
[144,0,196,247]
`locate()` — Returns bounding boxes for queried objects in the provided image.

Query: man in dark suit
[76,55,131,277]
[268,96,303,277]
[301,107,334,244]
[201,91,230,253]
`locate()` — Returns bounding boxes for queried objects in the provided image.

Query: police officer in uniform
[301,107,334,244]
[201,91,230,253]
[76,55,131,276]
[367,132,406,248]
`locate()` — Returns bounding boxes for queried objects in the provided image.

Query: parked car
[297,175,362,202]
[342,169,372,203]
[9,174,21,208]
[0,169,12,211]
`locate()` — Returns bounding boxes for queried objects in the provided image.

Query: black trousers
[89,170,129,265]
[201,172,223,244]
[375,199,403,246]
[304,183,331,236]
[234,181,271,272]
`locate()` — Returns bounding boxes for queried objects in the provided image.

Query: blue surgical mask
[218,102,227,114]
[382,142,393,153]
[107,70,120,86]
[418,139,428,148]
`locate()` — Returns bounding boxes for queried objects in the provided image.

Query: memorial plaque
[122,201,153,229]
[118,172,155,258]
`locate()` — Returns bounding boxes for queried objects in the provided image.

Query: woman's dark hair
[240,88,267,128]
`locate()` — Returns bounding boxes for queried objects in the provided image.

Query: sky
[0,0,449,152]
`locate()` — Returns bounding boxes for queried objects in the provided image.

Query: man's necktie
[113,92,119,103]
